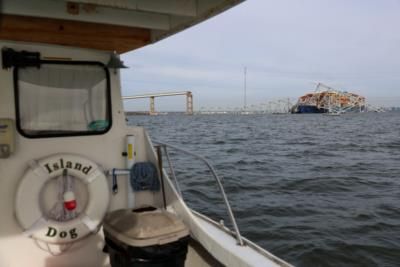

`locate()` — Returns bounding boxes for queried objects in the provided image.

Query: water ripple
[128,112,400,267]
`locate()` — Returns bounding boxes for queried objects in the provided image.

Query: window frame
[13,60,112,139]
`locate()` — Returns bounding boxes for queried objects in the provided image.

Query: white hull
[0,40,293,267]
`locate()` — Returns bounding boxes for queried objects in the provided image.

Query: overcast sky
[121,0,400,111]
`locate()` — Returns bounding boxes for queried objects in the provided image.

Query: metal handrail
[153,140,244,246]
[162,145,183,197]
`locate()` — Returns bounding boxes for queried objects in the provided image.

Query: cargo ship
[291,83,366,114]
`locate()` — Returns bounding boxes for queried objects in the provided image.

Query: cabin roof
[0,0,244,53]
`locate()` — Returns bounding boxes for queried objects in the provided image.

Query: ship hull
[293,105,328,114]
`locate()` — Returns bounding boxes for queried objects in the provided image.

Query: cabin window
[14,62,111,138]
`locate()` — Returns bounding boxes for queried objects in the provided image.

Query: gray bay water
[128,112,400,267]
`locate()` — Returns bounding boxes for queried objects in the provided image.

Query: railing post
[155,145,167,209]
[162,145,183,197]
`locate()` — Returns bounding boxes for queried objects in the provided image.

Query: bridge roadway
[123,91,193,115]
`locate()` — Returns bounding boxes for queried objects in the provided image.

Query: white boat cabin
[0,1,293,267]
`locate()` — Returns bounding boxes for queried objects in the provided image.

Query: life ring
[15,153,110,244]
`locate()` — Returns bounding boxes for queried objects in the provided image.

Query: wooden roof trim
[0,15,152,53]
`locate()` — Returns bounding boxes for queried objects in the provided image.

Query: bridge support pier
[149,96,156,115]
[186,92,193,115]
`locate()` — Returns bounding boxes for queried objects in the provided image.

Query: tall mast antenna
[244,66,247,111]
